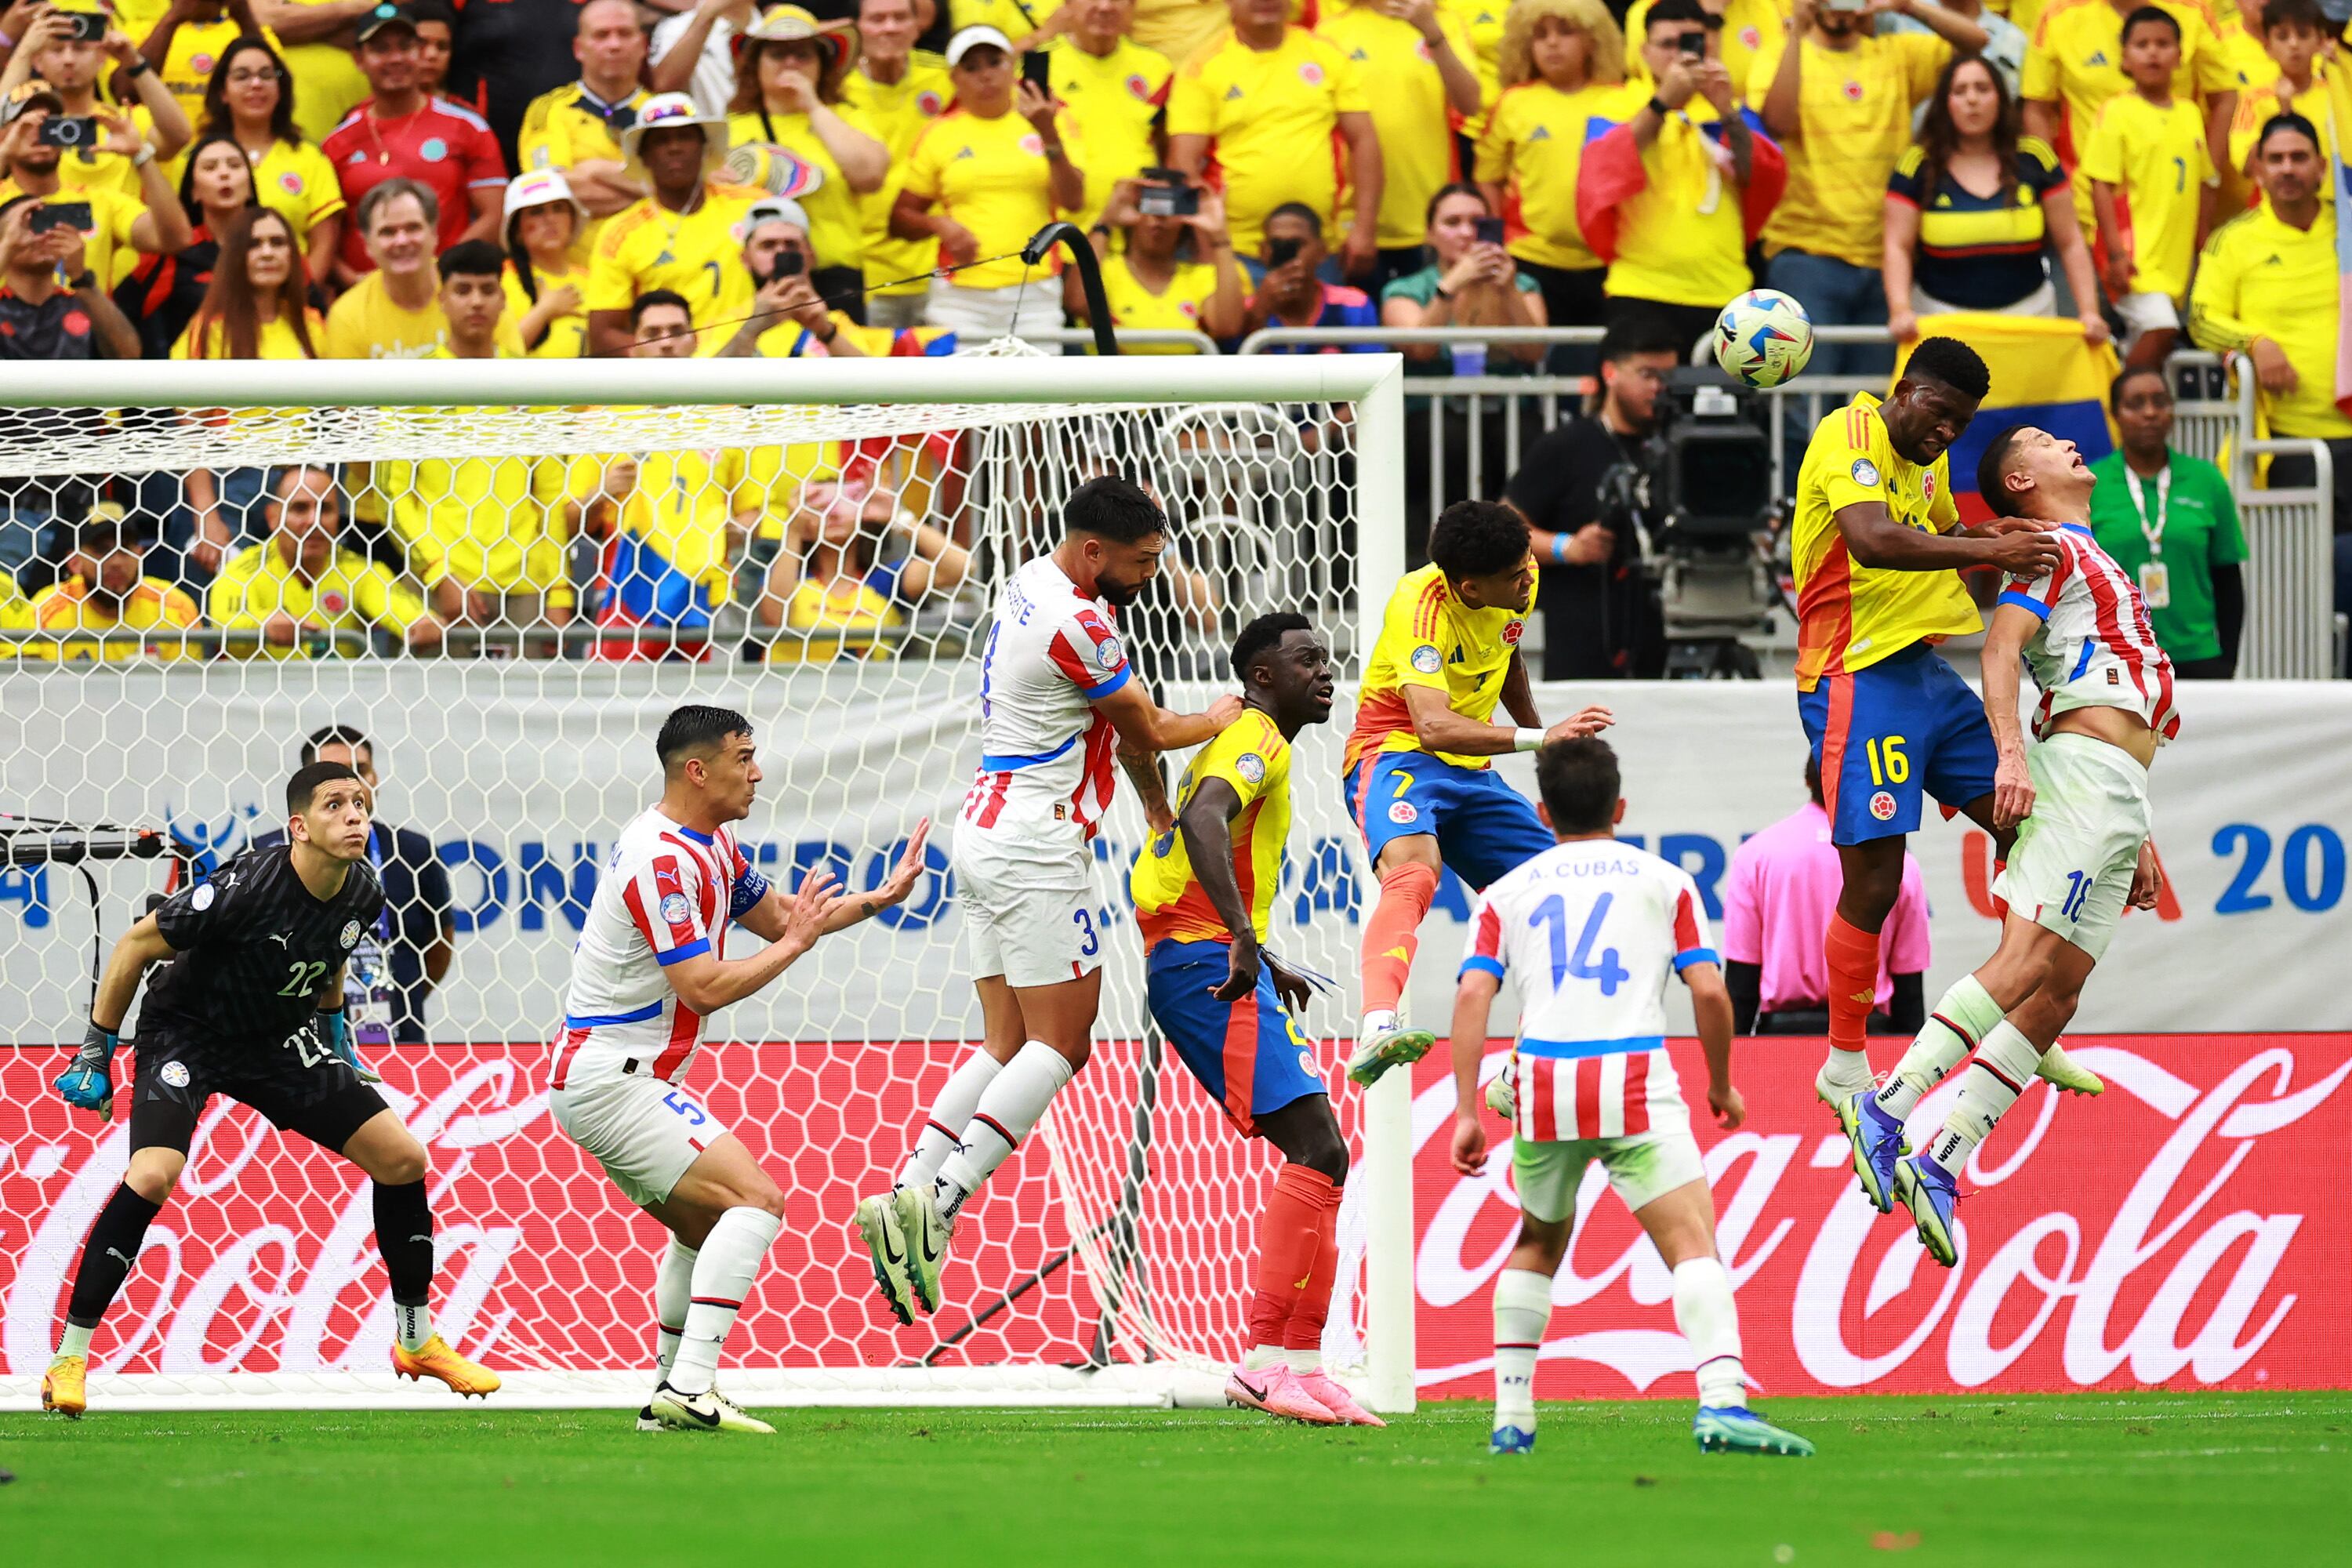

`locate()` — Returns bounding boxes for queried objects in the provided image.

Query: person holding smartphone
[716,195,874,356]
[1379,182,1546,376]
[1753,0,1984,379]
[4,3,194,198]
[0,89,194,303]
[1071,170,1247,350]
[1232,200,1381,352]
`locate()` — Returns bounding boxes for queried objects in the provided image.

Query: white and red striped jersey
[2000,523,2181,744]
[553,808,771,1090]
[1461,838,1717,1143]
[958,555,1132,854]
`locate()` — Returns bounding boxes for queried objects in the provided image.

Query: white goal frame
[0,353,1416,1414]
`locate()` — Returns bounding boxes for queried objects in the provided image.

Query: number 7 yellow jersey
[1343,562,1533,773]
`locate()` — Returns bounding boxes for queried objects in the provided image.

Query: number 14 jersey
[1460,839,1716,1142]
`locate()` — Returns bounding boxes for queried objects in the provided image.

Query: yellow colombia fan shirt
[1131,706,1293,946]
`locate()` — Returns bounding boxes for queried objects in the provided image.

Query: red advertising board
[4,1035,2346,1397]
[1413,1035,2352,1398]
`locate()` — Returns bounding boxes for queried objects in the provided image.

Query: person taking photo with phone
[0,89,193,303]
[715,194,873,356]
[1071,170,1246,349]
[3,3,193,198]
[1233,200,1381,352]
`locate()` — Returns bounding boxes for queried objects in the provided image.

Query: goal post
[0,352,1419,1413]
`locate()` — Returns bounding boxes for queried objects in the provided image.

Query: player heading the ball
[1846,426,2176,1263]
[854,477,1243,1326]
[1343,499,1613,1088]
[1129,612,1383,1427]
[1790,336,2103,1126]
[551,705,930,1434]
[46,763,499,1417]
[1448,739,1812,1459]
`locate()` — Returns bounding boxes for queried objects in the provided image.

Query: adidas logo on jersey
[1224,84,1243,100]
[2086,50,2108,67]
[954,145,976,158]
[1529,125,1550,141]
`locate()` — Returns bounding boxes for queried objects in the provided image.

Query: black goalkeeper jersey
[140,845,385,1048]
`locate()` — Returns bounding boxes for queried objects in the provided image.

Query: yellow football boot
[392,1335,502,1399]
[43,1354,87,1417]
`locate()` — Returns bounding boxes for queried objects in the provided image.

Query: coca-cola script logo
[1411,1036,2352,1398]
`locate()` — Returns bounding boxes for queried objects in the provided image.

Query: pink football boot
[1294,1370,1387,1428]
[1225,1364,1340,1425]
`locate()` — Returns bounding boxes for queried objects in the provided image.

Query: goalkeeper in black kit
[42,760,499,1417]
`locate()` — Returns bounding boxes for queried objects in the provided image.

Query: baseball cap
[737,196,812,241]
[945,25,1014,67]
[0,87,65,126]
[354,3,419,45]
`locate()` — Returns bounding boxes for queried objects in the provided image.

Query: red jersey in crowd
[323,97,508,274]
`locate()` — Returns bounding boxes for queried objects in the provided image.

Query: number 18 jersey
[1460,838,1716,1142]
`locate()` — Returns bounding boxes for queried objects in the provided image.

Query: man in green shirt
[2087,365,2247,678]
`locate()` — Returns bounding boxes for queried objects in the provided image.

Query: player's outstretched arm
[1400,683,1613,758]
[739,820,934,941]
[1980,601,2041,830]
[1680,960,1744,1131]
[1835,501,2063,579]
[1447,970,1501,1177]
[1094,679,1244,757]
[55,912,179,1116]
[663,870,845,1015]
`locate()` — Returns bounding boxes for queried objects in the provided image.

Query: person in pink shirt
[1722,756,1929,1036]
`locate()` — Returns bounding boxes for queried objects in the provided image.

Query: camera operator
[1501,318,1675,678]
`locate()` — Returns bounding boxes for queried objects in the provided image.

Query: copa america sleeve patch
[191,883,216,911]
[659,891,693,927]
[1096,633,1124,671]
[1850,457,1881,488]
[1410,643,1443,674]
[1235,752,1266,784]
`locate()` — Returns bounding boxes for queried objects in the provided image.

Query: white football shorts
[2114,290,2182,343]
[1512,1126,1706,1224]
[550,1072,725,1209]
[1992,731,2153,963]
[953,828,1103,989]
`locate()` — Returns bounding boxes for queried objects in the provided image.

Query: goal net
[0,353,1415,1412]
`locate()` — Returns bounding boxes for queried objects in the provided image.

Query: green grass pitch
[2,1391,2345,1566]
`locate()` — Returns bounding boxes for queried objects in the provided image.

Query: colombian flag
[1892,316,2120,524]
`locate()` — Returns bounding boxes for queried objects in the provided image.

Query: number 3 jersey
[141,844,385,1050]
[554,808,771,1090]
[1460,838,1717,1143]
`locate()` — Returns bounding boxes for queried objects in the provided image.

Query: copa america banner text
[5,671,2348,1036]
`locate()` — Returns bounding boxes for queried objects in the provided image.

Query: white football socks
[1817,1045,1874,1098]
[655,1236,698,1381]
[1671,1257,1747,1410]
[1876,975,2005,1118]
[932,1041,1074,1221]
[898,1048,1003,1192]
[57,1323,93,1360]
[1492,1268,1553,1428]
[667,1207,780,1397]
[1929,1021,2043,1176]
[1240,1345,1286,1374]
[395,1303,434,1353]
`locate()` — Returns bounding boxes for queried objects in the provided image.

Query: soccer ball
[1711,289,1815,388]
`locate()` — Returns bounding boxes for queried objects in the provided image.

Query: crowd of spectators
[0,0,2341,666]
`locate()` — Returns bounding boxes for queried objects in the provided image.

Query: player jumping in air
[1345,500,1613,1088]
[1129,612,1383,1428]
[1792,337,2104,1127]
[1846,427,2173,1258]
[45,762,499,1416]
[854,477,1240,1323]
[552,705,929,1433]
[1449,739,1812,1458]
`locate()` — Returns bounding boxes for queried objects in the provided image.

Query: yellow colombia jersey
[5,576,200,662]
[1316,0,1479,250]
[1748,30,1951,270]
[1790,392,1974,691]
[2188,202,2352,439]
[2078,90,2213,301]
[1051,34,1174,228]
[1165,26,1369,253]
[380,358,575,608]
[568,448,760,604]
[841,53,953,299]
[2022,0,2234,220]
[585,184,764,328]
[1344,561,1533,775]
[1131,706,1293,946]
[1475,80,1624,272]
[207,543,429,658]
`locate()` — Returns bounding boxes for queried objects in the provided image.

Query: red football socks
[1824,913,1882,1052]
[1359,861,1439,1015]
[1247,1163,1341,1348]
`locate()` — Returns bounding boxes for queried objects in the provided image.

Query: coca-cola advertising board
[5,1033,2344,1397]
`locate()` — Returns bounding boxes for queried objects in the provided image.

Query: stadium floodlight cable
[0,350,1417,1416]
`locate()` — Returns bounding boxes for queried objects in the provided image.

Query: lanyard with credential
[2126,463,2174,608]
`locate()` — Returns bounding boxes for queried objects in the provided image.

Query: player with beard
[852,477,1241,1323]
[45,761,498,1416]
